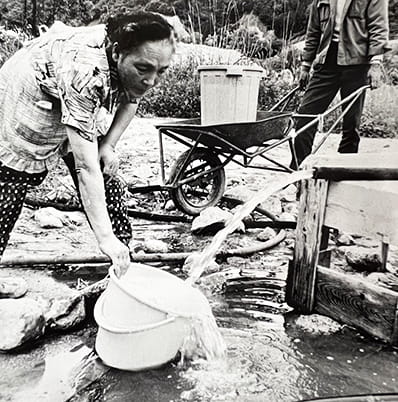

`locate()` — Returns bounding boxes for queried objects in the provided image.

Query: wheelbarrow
[137,85,369,216]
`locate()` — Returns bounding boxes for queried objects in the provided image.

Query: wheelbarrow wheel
[168,148,226,216]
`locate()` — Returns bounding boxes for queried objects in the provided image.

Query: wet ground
[1,282,398,402]
[1,118,398,401]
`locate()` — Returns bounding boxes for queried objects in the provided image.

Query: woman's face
[113,39,174,100]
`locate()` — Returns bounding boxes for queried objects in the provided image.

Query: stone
[1,268,86,333]
[182,252,220,278]
[280,184,298,203]
[0,277,28,298]
[282,203,298,218]
[127,198,139,208]
[41,291,86,331]
[64,211,86,226]
[260,195,283,216]
[345,248,383,272]
[164,199,176,211]
[285,313,344,337]
[143,239,169,254]
[191,206,244,235]
[366,272,398,292]
[336,233,355,246]
[256,227,277,242]
[34,207,65,228]
[226,256,248,266]
[0,298,45,351]
[278,212,296,222]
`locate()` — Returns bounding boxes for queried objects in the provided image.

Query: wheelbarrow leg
[158,129,166,185]
[288,136,298,171]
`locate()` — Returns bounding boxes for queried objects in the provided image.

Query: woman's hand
[99,144,119,177]
[99,235,131,277]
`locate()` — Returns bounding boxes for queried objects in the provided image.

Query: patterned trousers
[0,156,132,257]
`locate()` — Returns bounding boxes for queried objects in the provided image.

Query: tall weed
[361,85,398,138]
[0,28,28,67]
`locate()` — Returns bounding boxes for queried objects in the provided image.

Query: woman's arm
[99,102,138,176]
[66,125,130,274]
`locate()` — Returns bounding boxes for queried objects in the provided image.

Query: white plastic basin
[102,264,211,327]
[94,293,190,371]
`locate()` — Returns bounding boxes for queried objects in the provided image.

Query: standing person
[291,0,390,170]
[0,12,175,277]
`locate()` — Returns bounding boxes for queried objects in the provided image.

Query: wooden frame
[286,153,398,345]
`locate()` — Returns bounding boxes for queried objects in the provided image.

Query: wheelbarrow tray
[156,111,292,153]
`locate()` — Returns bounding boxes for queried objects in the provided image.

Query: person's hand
[299,64,311,90]
[368,63,384,89]
[98,144,119,177]
[99,235,130,277]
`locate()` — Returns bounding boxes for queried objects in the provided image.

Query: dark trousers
[291,42,369,170]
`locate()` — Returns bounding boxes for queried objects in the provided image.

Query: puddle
[1,173,398,401]
[1,290,398,402]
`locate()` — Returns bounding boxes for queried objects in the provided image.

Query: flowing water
[187,170,313,284]
[180,171,313,363]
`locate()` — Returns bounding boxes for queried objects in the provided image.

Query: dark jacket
[302,0,391,66]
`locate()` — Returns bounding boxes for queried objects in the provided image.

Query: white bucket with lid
[197,64,265,125]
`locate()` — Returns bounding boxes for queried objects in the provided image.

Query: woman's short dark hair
[106,11,175,52]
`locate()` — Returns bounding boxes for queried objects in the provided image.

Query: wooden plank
[314,166,398,181]
[286,178,329,313]
[314,266,398,344]
[308,152,398,171]
[324,181,398,243]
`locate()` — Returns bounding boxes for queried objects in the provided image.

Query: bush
[360,84,398,138]
[137,51,299,118]
[0,28,27,67]
[137,54,201,118]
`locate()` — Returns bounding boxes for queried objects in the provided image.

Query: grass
[361,84,398,138]
[0,28,29,67]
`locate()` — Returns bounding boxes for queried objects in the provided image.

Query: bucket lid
[110,264,212,318]
[197,64,264,75]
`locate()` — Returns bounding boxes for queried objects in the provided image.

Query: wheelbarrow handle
[313,166,398,181]
[270,86,300,112]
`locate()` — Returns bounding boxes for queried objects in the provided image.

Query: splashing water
[187,170,313,284]
[181,314,227,362]
[180,170,313,362]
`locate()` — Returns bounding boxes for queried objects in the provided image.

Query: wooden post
[381,235,390,272]
[392,300,398,346]
[286,177,329,313]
